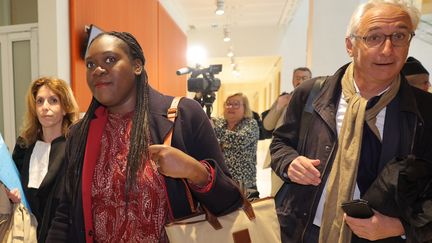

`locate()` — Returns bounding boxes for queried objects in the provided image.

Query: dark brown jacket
[271,63,432,243]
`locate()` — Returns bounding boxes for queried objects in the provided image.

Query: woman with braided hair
[46,31,242,243]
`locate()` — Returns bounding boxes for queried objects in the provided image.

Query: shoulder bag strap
[297,76,327,151]
[163,97,197,213]
[164,96,183,145]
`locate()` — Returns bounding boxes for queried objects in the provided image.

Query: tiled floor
[256,139,272,198]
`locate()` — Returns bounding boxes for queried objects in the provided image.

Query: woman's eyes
[85,56,116,69]
[86,61,96,70]
[36,98,44,105]
[36,97,59,105]
[105,56,116,64]
[48,97,59,104]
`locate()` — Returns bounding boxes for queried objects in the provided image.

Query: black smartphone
[341,199,374,219]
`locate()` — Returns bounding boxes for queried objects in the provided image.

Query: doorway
[0,23,38,150]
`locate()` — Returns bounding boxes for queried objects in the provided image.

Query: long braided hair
[68,31,151,203]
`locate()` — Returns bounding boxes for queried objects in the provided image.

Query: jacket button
[303,212,307,216]
[88,230,94,236]
[325,145,331,151]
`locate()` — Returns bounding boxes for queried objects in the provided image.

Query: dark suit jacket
[270,63,432,243]
[46,87,242,243]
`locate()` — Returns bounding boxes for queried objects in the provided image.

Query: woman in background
[9,77,79,242]
[213,93,260,199]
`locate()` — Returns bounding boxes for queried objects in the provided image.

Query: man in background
[402,56,430,92]
[261,67,312,196]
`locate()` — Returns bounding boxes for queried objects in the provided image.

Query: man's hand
[276,94,291,110]
[287,156,321,186]
[345,210,405,241]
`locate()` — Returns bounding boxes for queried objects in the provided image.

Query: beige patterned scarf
[319,63,400,243]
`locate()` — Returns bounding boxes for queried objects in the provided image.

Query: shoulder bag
[163,97,282,243]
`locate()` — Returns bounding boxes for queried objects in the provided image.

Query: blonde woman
[8,77,79,242]
[213,93,260,198]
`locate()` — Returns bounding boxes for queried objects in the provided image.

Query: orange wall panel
[70,0,185,111]
[157,4,187,96]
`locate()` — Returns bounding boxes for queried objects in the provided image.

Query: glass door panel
[12,40,31,136]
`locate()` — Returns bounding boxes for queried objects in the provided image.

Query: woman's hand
[5,188,21,203]
[148,144,210,186]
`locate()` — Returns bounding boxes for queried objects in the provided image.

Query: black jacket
[270,63,432,243]
[13,136,66,243]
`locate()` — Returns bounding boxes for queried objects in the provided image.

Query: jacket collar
[313,63,423,128]
[312,64,346,136]
[147,86,176,144]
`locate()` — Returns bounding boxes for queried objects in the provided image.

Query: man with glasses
[262,67,312,135]
[270,0,432,242]
[263,67,312,135]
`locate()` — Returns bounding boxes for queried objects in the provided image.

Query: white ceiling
[164,0,296,84]
[168,0,298,30]
[163,0,432,85]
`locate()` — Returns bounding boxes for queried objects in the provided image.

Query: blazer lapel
[148,87,175,144]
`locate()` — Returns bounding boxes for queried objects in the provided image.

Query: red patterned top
[91,112,169,243]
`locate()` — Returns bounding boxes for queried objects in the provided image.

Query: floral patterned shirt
[213,117,259,188]
[91,112,169,243]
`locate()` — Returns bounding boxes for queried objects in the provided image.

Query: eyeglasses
[294,76,311,81]
[350,31,415,48]
[224,101,243,109]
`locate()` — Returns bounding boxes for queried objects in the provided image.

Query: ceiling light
[187,45,208,66]
[223,27,231,42]
[232,63,240,76]
[215,0,224,15]
[230,56,236,66]
[227,46,234,57]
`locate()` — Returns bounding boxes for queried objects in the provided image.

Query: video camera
[176,64,222,117]
[176,64,222,94]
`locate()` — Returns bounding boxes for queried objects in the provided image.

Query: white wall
[308,0,360,77]
[37,0,70,83]
[278,0,310,93]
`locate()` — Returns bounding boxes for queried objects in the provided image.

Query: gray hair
[346,0,421,37]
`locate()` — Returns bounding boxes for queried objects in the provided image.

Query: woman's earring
[135,64,143,75]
